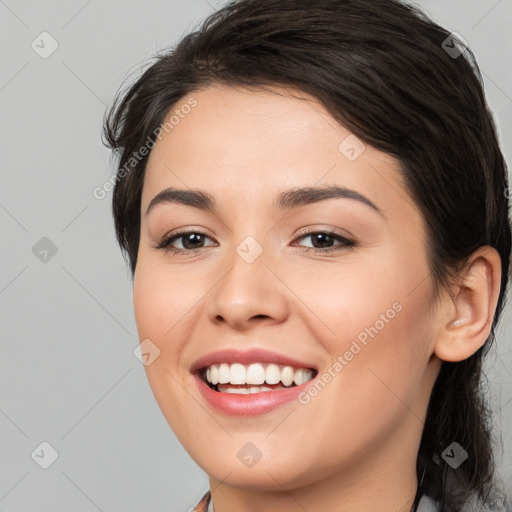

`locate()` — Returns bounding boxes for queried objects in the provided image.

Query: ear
[434,246,502,362]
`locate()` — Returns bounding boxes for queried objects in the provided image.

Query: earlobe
[434,246,502,363]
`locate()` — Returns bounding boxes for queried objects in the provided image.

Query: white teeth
[246,363,266,384]
[223,386,250,394]
[203,362,314,388]
[218,383,279,394]
[210,365,218,385]
[265,363,281,384]
[281,365,295,386]
[218,363,230,384]
[293,368,311,386]
[230,363,246,384]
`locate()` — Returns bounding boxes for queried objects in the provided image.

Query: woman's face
[134,84,443,492]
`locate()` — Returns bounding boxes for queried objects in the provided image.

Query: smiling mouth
[198,362,318,394]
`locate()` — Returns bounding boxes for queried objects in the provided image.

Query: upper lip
[190,348,317,374]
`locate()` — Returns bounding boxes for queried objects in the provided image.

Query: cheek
[133,262,199,429]
[293,254,433,407]
[133,269,168,343]
[132,255,218,404]
[289,255,415,347]
[289,291,432,475]
[133,259,200,342]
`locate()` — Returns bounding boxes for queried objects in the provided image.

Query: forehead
[142,84,417,221]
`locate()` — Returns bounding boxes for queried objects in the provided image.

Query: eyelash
[155,228,357,255]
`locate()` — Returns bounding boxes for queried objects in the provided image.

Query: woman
[103,1,511,510]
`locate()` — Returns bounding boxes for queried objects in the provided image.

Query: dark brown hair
[102,1,511,510]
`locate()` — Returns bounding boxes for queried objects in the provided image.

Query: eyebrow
[145,185,383,216]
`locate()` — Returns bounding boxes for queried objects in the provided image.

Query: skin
[133,84,501,512]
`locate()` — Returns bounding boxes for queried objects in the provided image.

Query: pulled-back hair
[103,1,512,510]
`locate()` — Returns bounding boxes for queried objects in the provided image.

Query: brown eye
[294,231,356,253]
[156,230,216,254]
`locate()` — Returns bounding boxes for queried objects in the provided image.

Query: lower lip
[193,373,314,416]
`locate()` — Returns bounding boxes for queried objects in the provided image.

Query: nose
[206,238,289,331]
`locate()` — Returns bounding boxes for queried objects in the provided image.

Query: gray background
[0,1,511,511]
